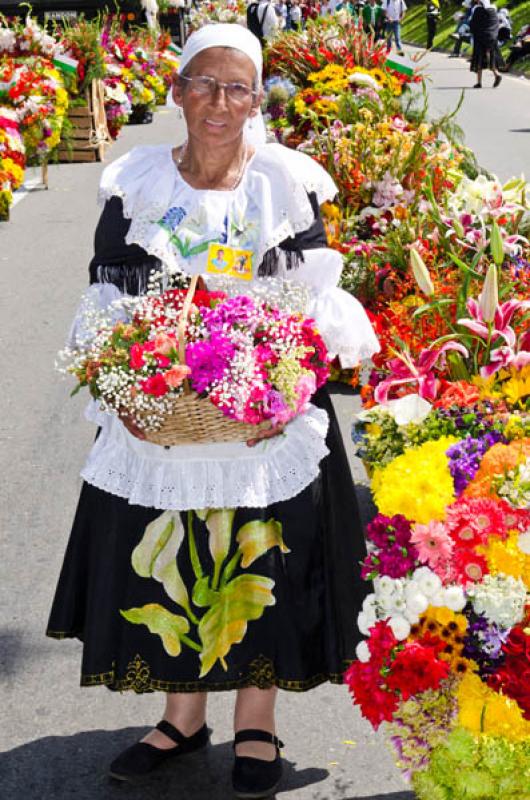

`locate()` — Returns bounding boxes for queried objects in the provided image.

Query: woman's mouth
[205,119,227,128]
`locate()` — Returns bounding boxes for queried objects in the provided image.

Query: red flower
[488,628,530,719]
[140,374,169,397]
[129,343,145,370]
[386,639,450,701]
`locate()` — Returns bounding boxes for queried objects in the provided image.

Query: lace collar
[98,143,338,276]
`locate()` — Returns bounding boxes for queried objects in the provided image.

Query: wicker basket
[138,275,269,446]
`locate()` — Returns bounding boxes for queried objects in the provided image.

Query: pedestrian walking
[46,22,378,800]
[426,0,440,49]
[383,0,407,55]
[362,0,385,38]
[246,0,279,46]
[469,0,502,88]
[290,0,303,29]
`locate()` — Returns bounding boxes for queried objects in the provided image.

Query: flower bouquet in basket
[63,277,330,446]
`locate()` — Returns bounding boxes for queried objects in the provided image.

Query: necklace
[173,141,249,191]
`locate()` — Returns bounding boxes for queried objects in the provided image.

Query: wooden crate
[58,80,111,164]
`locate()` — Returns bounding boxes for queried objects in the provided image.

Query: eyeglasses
[179,74,257,104]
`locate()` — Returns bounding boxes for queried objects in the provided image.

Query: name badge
[206,243,253,281]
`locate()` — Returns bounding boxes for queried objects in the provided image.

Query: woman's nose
[210,85,229,109]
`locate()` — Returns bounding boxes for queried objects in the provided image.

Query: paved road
[409,46,530,180]
[0,107,406,800]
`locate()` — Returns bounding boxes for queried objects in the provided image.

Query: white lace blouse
[74,142,379,511]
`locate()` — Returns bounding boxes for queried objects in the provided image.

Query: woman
[470,0,502,88]
[47,24,378,799]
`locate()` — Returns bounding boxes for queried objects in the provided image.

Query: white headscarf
[179,23,263,84]
[176,23,266,147]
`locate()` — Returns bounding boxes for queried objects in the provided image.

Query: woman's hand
[246,423,285,448]
[119,411,146,440]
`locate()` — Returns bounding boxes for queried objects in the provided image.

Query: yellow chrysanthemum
[371,436,457,523]
[458,673,530,741]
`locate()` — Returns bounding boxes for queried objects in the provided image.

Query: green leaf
[120,603,190,657]
[192,576,218,608]
[236,519,289,568]
[198,575,276,677]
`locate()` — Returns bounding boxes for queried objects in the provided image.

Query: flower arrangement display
[0,107,25,219]
[350,252,530,794]
[63,286,330,434]
[188,0,247,33]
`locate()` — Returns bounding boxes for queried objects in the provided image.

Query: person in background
[470,0,502,88]
[496,6,512,44]
[426,0,440,49]
[503,23,530,70]
[383,0,407,55]
[247,0,280,45]
[290,0,303,29]
[449,0,475,57]
[362,0,385,37]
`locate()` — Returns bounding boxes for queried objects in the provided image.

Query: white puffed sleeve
[281,248,380,368]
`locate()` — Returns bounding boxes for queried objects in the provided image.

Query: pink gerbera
[410,521,453,578]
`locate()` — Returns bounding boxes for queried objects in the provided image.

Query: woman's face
[172,48,262,147]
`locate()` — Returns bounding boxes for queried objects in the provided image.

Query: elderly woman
[47,24,378,799]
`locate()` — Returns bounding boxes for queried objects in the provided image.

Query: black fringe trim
[257,247,305,277]
[89,260,162,296]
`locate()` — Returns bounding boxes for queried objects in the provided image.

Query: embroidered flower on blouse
[160,205,187,231]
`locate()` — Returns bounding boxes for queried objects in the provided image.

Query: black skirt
[46,389,368,694]
[470,42,502,72]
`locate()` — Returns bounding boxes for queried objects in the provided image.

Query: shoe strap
[155,719,188,746]
[233,729,284,751]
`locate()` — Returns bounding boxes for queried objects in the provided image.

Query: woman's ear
[249,88,264,117]
[172,75,184,108]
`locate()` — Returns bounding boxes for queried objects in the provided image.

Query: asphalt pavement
[2,50,528,800]
[411,46,530,180]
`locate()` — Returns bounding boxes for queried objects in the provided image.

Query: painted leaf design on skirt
[236,519,290,568]
[198,575,276,677]
[120,603,190,657]
[131,511,190,611]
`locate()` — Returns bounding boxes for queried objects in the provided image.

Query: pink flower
[129,343,145,370]
[458,297,530,350]
[140,374,169,397]
[154,332,177,356]
[410,521,453,575]
[374,342,468,403]
[295,373,316,413]
[164,364,191,388]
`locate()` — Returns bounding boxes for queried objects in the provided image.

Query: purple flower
[202,297,257,333]
[185,334,236,393]
[463,609,508,677]
[447,432,505,495]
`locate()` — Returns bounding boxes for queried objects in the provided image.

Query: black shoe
[493,74,502,88]
[109,720,209,783]
[473,83,482,89]
[232,729,284,799]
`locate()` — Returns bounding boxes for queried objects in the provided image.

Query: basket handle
[178,274,199,395]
